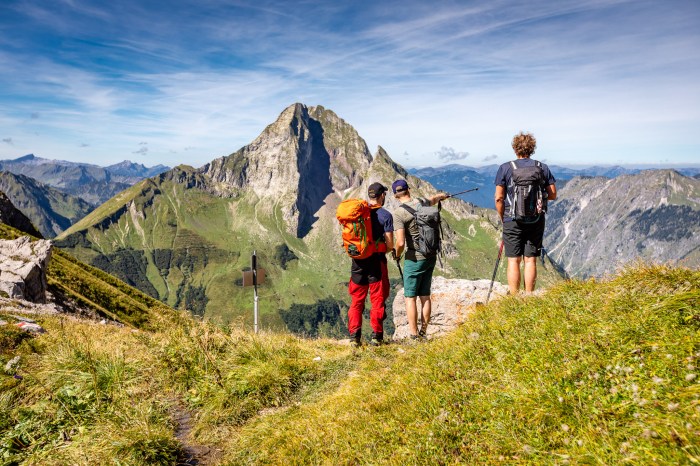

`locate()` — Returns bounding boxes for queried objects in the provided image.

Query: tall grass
[1,264,698,464]
[223,264,700,464]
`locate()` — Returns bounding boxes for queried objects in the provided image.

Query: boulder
[392,276,509,340]
[0,236,53,303]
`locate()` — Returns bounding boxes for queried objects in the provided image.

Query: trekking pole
[445,187,479,199]
[395,256,404,282]
[486,238,504,304]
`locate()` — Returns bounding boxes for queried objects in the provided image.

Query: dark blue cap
[392,179,409,193]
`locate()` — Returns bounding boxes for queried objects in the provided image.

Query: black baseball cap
[368,182,388,199]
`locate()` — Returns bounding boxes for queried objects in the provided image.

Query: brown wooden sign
[242,268,266,287]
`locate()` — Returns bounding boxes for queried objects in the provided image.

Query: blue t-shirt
[494,158,556,222]
[374,206,394,238]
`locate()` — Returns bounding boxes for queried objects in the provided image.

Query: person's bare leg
[405,296,418,335]
[524,256,538,293]
[507,256,522,295]
[419,295,431,334]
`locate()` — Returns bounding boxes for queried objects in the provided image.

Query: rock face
[392,276,508,340]
[0,236,53,302]
[545,170,700,278]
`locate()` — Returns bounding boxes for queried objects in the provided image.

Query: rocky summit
[56,103,560,330]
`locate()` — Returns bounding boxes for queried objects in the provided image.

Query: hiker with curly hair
[494,132,557,295]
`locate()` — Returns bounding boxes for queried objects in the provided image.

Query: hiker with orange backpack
[336,183,394,346]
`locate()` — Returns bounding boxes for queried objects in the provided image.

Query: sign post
[252,251,258,334]
[242,252,265,333]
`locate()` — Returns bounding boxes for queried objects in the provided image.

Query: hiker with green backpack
[494,131,557,295]
[391,179,449,341]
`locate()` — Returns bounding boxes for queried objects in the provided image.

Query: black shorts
[351,254,382,285]
[503,217,545,258]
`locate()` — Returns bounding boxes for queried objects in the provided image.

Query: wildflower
[652,376,664,384]
[561,424,570,432]
[668,402,680,412]
[686,373,697,382]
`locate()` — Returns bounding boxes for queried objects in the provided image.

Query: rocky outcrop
[392,276,508,340]
[0,236,52,302]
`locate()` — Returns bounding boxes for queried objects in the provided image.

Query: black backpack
[400,200,442,258]
[509,160,547,223]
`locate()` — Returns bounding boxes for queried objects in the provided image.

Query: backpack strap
[510,161,518,171]
[400,203,416,215]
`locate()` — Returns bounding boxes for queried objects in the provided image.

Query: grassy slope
[0,223,173,329]
[1,264,697,464]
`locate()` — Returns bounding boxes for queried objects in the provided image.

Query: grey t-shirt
[392,197,428,261]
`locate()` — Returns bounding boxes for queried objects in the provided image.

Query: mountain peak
[14,154,37,162]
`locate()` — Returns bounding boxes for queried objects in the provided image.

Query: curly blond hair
[511,132,537,157]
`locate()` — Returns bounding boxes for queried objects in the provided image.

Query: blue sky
[0,0,698,169]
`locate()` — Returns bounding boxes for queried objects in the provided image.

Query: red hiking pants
[348,278,386,336]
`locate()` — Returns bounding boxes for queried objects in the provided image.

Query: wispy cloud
[0,0,698,167]
[436,147,469,162]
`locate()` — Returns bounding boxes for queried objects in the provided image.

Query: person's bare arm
[545,183,557,201]
[384,231,394,251]
[429,193,449,206]
[394,229,405,258]
[495,185,506,221]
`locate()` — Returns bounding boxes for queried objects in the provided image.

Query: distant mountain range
[544,170,700,278]
[54,103,562,329]
[410,163,700,209]
[0,154,169,205]
[0,172,94,238]
[415,163,700,278]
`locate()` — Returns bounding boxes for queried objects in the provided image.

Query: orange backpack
[336,199,376,259]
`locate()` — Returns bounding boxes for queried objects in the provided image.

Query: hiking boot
[349,331,362,347]
[418,328,427,338]
[369,337,382,346]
